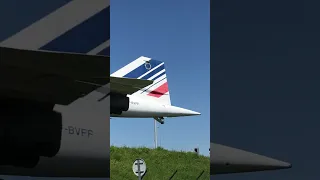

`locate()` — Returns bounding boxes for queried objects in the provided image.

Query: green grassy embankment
[110,146,210,180]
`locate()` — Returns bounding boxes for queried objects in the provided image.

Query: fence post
[196,170,205,180]
[168,170,178,180]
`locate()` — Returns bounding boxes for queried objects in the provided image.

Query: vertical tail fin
[111,56,171,105]
[0,0,110,56]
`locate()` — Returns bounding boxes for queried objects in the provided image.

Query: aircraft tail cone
[210,143,292,175]
[166,105,201,117]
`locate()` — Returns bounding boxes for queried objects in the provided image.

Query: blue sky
[110,0,210,156]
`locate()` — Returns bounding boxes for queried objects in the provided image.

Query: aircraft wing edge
[0,46,110,105]
[110,76,153,95]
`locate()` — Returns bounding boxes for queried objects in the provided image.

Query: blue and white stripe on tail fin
[111,56,171,105]
[0,0,110,56]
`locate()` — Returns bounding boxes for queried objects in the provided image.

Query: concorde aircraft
[110,56,201,123]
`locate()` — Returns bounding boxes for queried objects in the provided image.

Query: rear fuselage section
[111,94,200,118]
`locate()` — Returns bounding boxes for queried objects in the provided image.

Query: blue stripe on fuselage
[123,59,163,79]
[40,6,110,54]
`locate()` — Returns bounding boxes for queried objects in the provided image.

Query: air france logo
[145,62,152,70]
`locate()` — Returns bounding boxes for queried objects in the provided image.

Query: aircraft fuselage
[110,94,200,119]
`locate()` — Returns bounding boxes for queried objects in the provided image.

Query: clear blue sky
[110,0,210,156]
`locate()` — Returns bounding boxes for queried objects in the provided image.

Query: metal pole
[159,125,161,147]
[137,160,142,180]
[154,119,158,148]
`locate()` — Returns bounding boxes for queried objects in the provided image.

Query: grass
[110,146,210,180]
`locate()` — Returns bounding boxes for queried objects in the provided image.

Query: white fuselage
[111,95,200,118]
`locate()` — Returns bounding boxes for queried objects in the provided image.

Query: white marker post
[132,159,147,180]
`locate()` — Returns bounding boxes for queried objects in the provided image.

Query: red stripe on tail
[147,82,169,98]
